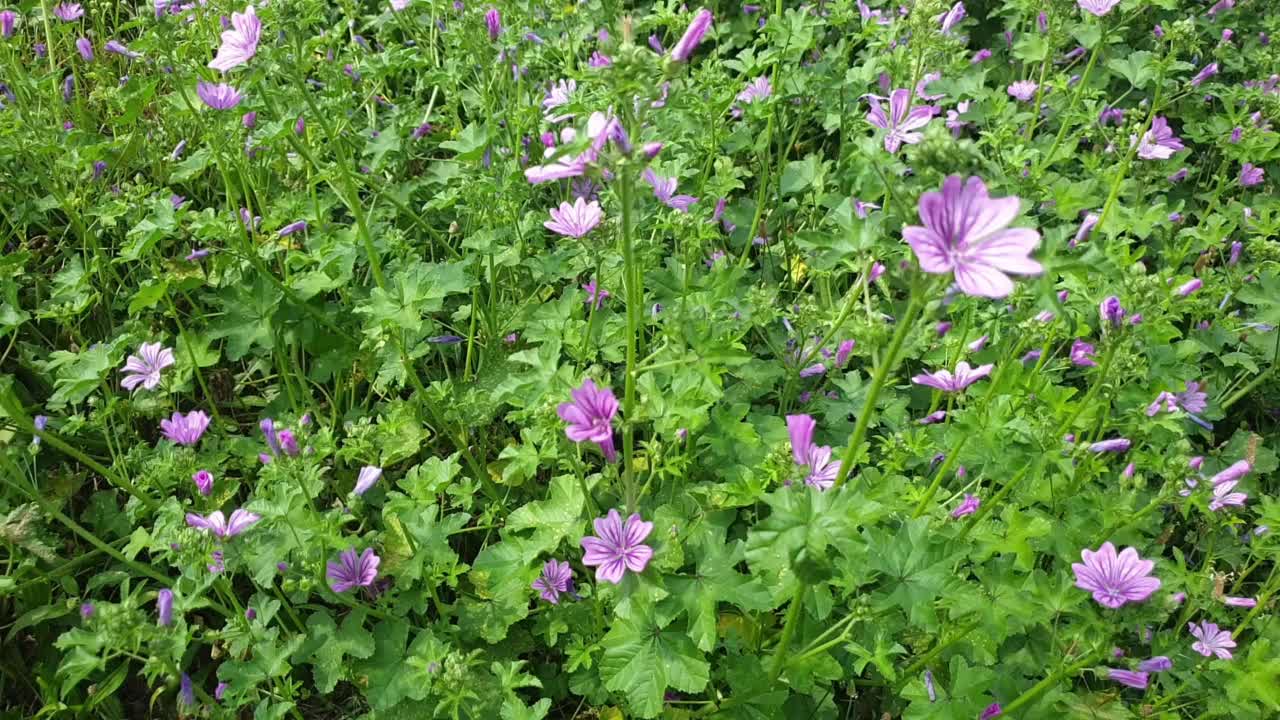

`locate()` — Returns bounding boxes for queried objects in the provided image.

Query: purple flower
[104,40,140,58]
[1037,11,1048,33]
[353,465,382,496]
[1139,656,1172,672]
[582,279,609,310]
[1223,596,1256,608]
[484,7,500,41]
[1098,108,1124,126]
[1191,62,1219,87]
[786,414,841,490]
[197,81,243,110]
[531,559,574,603]
[192,470,213,496]
[865,88,934,153]
[642,168,698,212]
[1209,460,1250,486]
[209,5,261,72]
[160,410,211,446]
[919,410,947,424]
[31,415,48,446]
[798,363,826,379]
[277,220,308,237]
[1108,669,1148,689]
[1007,80,1037,101]
[1072,542,1161,608]
[389,0,410,11]
[588,50,612,68]
[904,176,1042,298]
[923,669,937,701]
[179,673,195,708]
[1099,296,1126,326]
[544,198,603,238]
[939,2,965,34]
[1089,438,1131,453]
[737,76,772,104]
[294,115,305,135]
[185,509,261,538]
[936,321,953,336]
[1240,163,1265,187]
[170,140,187,161]
[157,588,174,626]
[428,335,463,344]
[1209,480,1247,511]
[542,78,575,121]
[75,37,93,60]
[1189,620,1235,659]
[1137,117,1184,160]
[1122,462,1136,478]
[53,3,83,21]
[915,72,944,102]
[1175,381,1207,414]
[327,548,380,592]
[1070,339,1098,367]
[670,8,713,62]
[277,429,298,456]
[80,602,94,619]
[1077,0,1120,16]
[971,49,992,64]
[912,361,994,392]
[951,494,980,518]
[836,339,856,367]
[980,703,1003,720]
[968,335,989,352]
[557,378,618,462]
[0,10,15,38]
[581,509,654,583]
[121,342,176,391]
[946,100,971,137]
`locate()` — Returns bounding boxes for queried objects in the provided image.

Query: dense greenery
[1,0,1278,718]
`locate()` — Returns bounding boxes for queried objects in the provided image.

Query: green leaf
[440,123,489,161]
[504,474,584,553]
[294,609,376,693]
[1108,51,1156,89]
[668,514,773,651]
[599,607,710,718]
[128,280,168,316]
[500,697,552,720]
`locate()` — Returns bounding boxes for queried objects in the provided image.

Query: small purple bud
[80,602,95,619]
[157,589,174,626]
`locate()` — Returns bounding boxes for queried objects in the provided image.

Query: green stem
[832,282,927,488]
[619,163,639,514]
[767,586,805,682]
[1002,651,1101,714]
[1036,37,1103,173]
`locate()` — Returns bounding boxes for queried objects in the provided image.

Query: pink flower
[1209,460,1250,486]
[1240,163,1265,187]
[160,410,211,446]
[1072,542,1161,608]
[580,509,653,583]
[582,279,609,310]
[1070,339,1098,367]
[185,509,260,539]
[1222,596,1256,608]
[208,5,261,72]
[557,379,618,461]
[1007,80,1037,101]
[643,168,698,212]
[786,414,841,490]
[1208,480,1247,511]
[865,88,934,153]
[670,8,713,62]
[1137,117,1184,160]
[903,175,1042,298]
[1077,0,1121,16]
[912,361,993,392]
[938,2,965,34]
[121,342,176,391]
[544,198,603,238]
[353,466,382,496]
[1189,620,1235,659]
[737,76,772,104]
[950,494,980,518]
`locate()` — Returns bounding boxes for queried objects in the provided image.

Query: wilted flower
[185,508,261,538]
[904,176,1041,298]
[544,198,603,237]
[197,81,243,110]
[161,410,211,446]
[1072,542,1161,608]
[192,470,213,496]
[1239,163,1264,187]
[209,5,260,71]
[865,88,934,153]
[1137,117,1184,160]
[1208,480,1247,511]
[80,602,94,619]
[53,2,83,21]
[1007,80,1037,101]
[1070,339,1098,367]
[278,220,307,237]
[557,378,618,461]
[0,10,15,37]
[919,410,947,424]
[1191,62,1219,87]
[353,466,382,496]
[642,168,698,212]
[121,342,176,391]
[1209,460,1250,486]
[531,559,574,603]
[157,588,174,626]
[484,7,500,41]
[104,39,139,58]
[980,703,1003,719]
[1223,596,1256,608]
[327,548,380,592]
[912,361,994,392]
[950,494,980,518]
[1108,670,1148,689]
[542,78,575,120]
[179,673,195,708]
[1177,278,1202,296]
[581,509,654,583]
[939,2,965,34]
[1089,438,1131,453]
[798,363,826,379]
[670,8,713,62]
[75,37,92,60]
[1189,620,1235,659]
[836,339,856,366]
[971,48,992,63]
[1138,656,1172,672]
[582,279,609,310]
[1099,296,1126,326]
